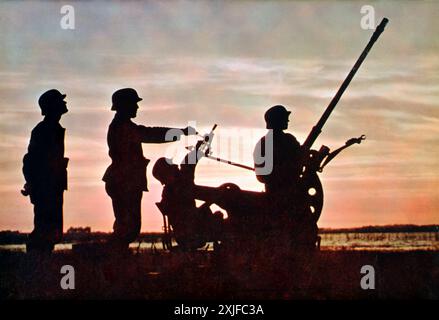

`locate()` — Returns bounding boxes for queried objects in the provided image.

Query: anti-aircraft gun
[161,19,389,250]
[296,18,389,226]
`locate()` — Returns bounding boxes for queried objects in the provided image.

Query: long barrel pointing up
[302,18,389,151]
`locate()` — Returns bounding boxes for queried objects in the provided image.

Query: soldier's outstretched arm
[138,125,196,143]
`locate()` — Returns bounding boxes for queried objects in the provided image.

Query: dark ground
[0,247,438,300]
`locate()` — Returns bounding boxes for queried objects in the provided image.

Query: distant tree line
[0,225,437,244]
[319,224,439,234]
[0,228,163,245]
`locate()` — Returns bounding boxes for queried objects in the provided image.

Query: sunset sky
[0,0,438,232]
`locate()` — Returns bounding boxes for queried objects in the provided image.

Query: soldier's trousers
[106,184,143,247]
[27,191,64,253]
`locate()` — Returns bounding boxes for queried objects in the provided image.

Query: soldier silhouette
[22,89,69,254]
[254,105,302,195]
[254,105,318,247]
[103,88,196,251]
[152,140,223,250]
[252,105,304,234]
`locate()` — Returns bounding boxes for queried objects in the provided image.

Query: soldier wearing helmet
[152,140,223,250]
[22,89,69,254]
[253,105,302,195]
[103,88,196,251]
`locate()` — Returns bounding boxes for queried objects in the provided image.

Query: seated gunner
[152,140,223,250]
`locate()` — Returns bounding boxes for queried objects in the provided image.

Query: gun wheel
[300,172,324,223]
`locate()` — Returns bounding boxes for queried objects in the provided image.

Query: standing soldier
[22,89,69,254]
[103,88,196,251]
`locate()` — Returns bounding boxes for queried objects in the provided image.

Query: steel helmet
[152,157,177,184]
[38,89,68,116]
[264,105,291,129]
[111,88,143,111]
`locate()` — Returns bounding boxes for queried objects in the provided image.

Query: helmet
[111,88,143,111]
[264,105,291,129]
[38,89,68,116]
[152,157,177,184]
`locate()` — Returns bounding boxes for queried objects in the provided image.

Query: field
[1,247,438,300]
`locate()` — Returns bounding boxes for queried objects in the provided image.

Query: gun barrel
[302,18,389,150]
[205,155,255,171]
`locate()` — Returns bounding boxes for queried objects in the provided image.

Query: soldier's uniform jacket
[22,119,68,198]
[254,131,301,193]
[103,115,178,192]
